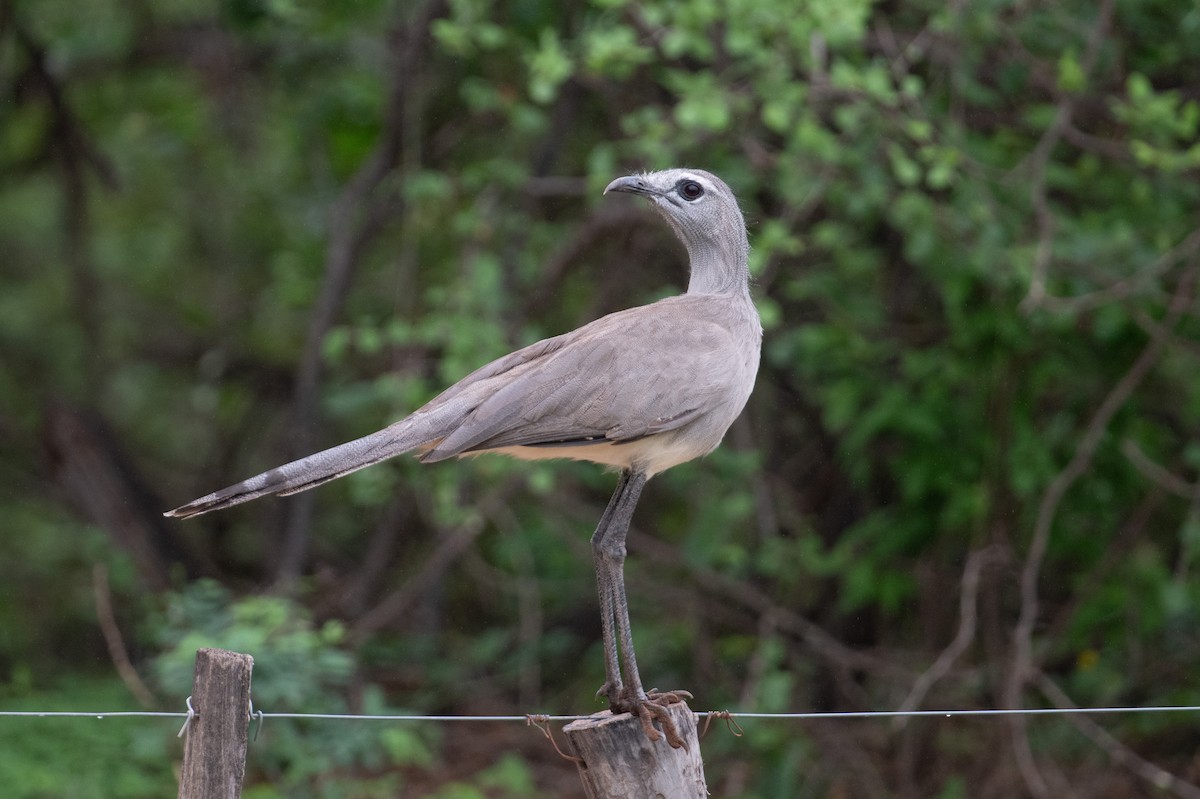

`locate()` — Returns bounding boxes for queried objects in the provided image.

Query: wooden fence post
[178,648,254,799]
[564,701,706,798]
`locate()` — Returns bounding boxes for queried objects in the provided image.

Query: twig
[1120,438,1195,499]
[350,513,487,642]
[1005,260,1198,795]
[736,610,783,710]
[275,0,445,585]
[806,720,891,799]
[549,492,898,704]
[627,528,909,684]
[348,474,526,641]
[518,207,650,323]
[1010,0,1114,182]
[1038,226,1200,315]
[1035,673,1200,799]
[893,546,1004,726]
[1017,0,1116,315]
[92,564,157,708]
[10,14,119,386]
[1020,188,1056,315]
[480,498,546,709]
[335,498,410,615]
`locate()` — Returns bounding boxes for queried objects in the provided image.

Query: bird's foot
[603,684,694,749]
[596,680,623,707]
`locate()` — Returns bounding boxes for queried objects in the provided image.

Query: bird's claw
[596,680,623,706]
[647,687,693,705]
[603,685,694,750]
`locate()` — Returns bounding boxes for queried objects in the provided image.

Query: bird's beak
[604,175,660,197]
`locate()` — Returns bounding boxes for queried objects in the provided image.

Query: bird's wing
[418,296,744,460]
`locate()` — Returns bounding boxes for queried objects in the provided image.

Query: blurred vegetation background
[2,0,1199,795]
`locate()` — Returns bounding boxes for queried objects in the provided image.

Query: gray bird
[166,168,761,746]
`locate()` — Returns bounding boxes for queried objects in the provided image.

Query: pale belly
[477,430,717,478]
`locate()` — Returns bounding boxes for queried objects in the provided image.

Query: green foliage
[151,581,355,708]
[0,680,175,799]
[151,582,441,798]
[3,0,1200,793]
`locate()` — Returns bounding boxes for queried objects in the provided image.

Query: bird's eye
[678,180,704,201]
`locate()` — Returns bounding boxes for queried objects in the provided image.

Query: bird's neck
[684,238,752,298]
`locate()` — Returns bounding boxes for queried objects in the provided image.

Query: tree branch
[1017,0,1115,314]
[893,546,1004,725]
[1036,672,1200,799]
[274,0,446,585]
[1005,260,1198,795]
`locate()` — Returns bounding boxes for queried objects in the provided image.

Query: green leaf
[527,28,573,104]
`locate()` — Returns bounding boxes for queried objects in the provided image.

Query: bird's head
[604,168,749,296]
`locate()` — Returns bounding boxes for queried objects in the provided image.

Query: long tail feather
[164,425,429,519]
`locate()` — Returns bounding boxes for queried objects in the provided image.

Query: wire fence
[4,704,1199,723]
[9,652,1200,799]
[7,642,1198,799]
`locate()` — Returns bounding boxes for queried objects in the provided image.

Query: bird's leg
[591,470,631,705]
[590,470,690,749]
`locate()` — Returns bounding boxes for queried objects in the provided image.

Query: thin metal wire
[177,695,196,738]
[249,699,264,742]
[708,706,1200,719]
[0,711,189,717]
[1,705,1198,722]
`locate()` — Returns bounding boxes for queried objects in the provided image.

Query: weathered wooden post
[564,702,706,798]
[178,648,254,799]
